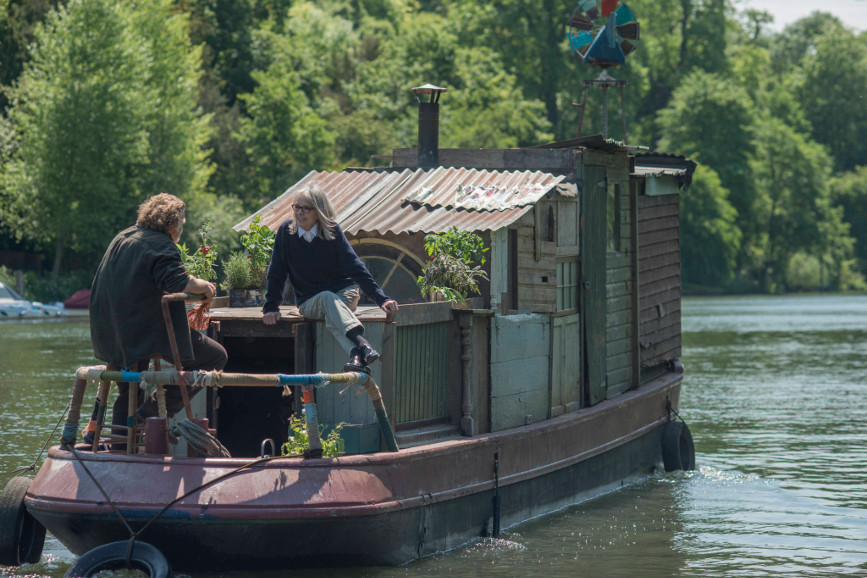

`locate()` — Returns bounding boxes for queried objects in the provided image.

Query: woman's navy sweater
[263,219,389,312]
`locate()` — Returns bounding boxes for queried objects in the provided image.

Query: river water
[1,295,866,577]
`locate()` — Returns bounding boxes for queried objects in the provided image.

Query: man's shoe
[360,344,381,365]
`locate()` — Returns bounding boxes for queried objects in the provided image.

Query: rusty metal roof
[234,167,567,235]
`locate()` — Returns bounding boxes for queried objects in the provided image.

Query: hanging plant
[417,227,489,303]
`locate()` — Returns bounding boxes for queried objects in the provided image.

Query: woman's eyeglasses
[292,204,315,214]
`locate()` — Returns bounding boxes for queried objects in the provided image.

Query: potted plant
[221,251,259,307]
[221,216,275,307]
[416,226,489,307]
[177,221,218,309]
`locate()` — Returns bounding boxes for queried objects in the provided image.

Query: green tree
[680,164,740,288]
[1,0,211,275]
[656,70,756,229]
[237,56,337,203]
[749,117,850,291]
[0,0,63,111]
[795,22,867,171]
[2,0,150,275]
[129,0,213,206]
[830,166,867,272]
[770,11,843,74]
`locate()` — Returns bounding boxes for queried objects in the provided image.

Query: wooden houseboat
[4,91,696,573]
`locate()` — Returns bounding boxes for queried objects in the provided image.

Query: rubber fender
[0,476,46,565]
[64,540,172,578]
[661,420,695,472]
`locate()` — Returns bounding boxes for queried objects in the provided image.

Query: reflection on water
[2,296,867,577]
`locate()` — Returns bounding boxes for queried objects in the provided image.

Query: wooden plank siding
[605,249,633,398]
[489,314,550,431]
[516,223,557,312]
[637,193,682,370]
[393,321,451,425]
[605,160,634,400]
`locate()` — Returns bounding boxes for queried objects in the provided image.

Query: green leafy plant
[221,250,253,291]
[417,227,489,303]
[178,220,218,281]
[240,215,275,289]
[281,416,346,458]
[423,226,489,267]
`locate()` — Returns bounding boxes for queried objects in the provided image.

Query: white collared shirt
[298,223,318,243]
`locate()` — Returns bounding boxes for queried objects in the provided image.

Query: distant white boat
[0,281,65,319]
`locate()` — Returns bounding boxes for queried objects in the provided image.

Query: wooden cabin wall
[584,150,635,400]
[515,212,557,313]
[489,313,551,432]
[315,323,383,426]
[637,192,682,372]
[605,191,634,399]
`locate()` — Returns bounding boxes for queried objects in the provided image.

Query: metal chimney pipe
[410,84,448,170]
[417,101,439,169]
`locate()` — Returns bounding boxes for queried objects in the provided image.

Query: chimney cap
[410,84,448,103]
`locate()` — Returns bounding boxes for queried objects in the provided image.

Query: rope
[169,419,231,458]
[70,447,273,545]
[12,401,71,476]
[70,448,137,536]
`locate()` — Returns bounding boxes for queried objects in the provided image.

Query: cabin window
[556,259,579,311]
[544,205,555,242]
[508,228,518,310]
[607,183,622,253]
[351,239,426,304]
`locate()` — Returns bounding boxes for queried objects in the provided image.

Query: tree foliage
[0,1,864,292]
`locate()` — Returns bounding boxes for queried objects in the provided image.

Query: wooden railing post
[459,313,474,436]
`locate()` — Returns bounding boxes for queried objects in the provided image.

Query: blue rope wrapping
[303,403,322,450]
[277,374,330,387]
[120,371,139,382]
[60,421,79,444]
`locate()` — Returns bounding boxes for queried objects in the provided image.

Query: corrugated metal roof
[525,134,648,152]
[632,153,697,187]
[235,167,565,236]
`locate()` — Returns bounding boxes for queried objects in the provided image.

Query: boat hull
[26,370,682,569]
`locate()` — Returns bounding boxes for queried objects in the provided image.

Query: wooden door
[581,165,607,405]
[550,312,580,416]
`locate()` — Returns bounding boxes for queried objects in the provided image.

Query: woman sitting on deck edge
[261,183,399,372]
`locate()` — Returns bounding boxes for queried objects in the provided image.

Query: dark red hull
[26,370,681,569]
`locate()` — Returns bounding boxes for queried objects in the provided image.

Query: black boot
[360,344,381,365]
[344,348,369,373]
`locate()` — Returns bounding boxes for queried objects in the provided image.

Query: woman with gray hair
[262,184,399,371]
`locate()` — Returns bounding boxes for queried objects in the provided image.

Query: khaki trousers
[298,285,361,354]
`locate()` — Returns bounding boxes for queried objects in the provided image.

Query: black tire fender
[661,420,695,472]
[64,540,172,577]
[0,476,46,565]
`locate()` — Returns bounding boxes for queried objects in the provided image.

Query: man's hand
[184,277,216,304]
[381,300,399,315]
[263,311,281,325]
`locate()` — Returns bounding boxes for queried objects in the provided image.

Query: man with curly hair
[90,193,227,445]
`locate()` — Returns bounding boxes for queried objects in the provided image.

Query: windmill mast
[567,1,639,142]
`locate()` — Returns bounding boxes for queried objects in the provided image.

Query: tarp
[63,289,91,309]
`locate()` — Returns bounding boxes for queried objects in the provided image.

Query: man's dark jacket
[90,225,193,369]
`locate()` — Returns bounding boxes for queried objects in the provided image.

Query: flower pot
[228,289,263,308]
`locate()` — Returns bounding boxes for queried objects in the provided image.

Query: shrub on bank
[20,269,94,303]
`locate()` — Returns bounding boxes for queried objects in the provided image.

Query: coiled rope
[169,419,231,458]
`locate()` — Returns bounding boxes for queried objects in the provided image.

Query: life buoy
[0,476,46,565]
[661,420,695,472]
[64,540,172,577]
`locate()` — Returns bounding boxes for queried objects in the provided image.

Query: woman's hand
[381,300,399,315]
[263,311,281,325]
